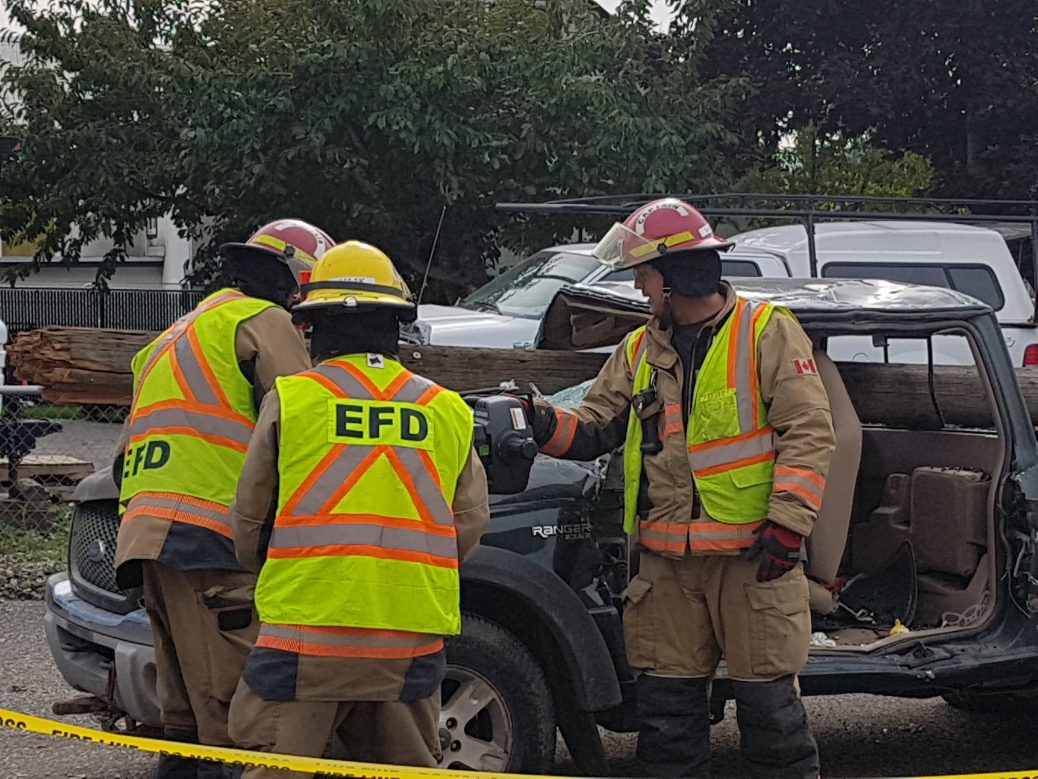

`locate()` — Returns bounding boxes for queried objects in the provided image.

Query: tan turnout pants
[141,562,258,745]
[623,552,811,680]
[228,679,441,779]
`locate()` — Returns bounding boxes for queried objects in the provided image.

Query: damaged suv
[44,278,1038,775]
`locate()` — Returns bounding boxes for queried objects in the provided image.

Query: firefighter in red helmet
[113,219,335,779]
[527,198,834,778]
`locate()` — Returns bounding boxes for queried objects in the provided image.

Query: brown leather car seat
[806,351,863,614]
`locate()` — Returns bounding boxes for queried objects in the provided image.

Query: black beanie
[651,249,722,299]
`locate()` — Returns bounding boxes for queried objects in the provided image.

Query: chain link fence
[0,286,205,526]
[1,392,124,533]
[0,392,125,598]
[1,287,202,582]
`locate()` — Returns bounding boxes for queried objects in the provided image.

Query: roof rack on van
[496,194,1038,318]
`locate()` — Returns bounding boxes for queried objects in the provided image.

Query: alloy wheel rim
[438,665,512,771]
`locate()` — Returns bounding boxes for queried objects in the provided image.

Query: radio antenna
[417,205,447,305]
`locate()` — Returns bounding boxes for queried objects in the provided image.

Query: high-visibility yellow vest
[119,288,274,539]
[253,354,474,641]
[623,297,782,551]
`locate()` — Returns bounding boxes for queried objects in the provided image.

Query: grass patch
[19,404,88,421]
[0,513,70,599]
[17,403,128,423]
[0,516,70,560]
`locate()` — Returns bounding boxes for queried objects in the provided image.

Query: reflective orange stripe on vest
[627,328,648,380]
[129,290,258,452]
[268,360,457,568]
[255,623,444,659]
[122,491,234,539]
[688,425,775,476]
[132,290,242,407]
[688,298,777,478]
[128,400,255,453]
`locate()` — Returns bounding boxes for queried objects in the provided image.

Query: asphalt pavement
[1,599,1035,778]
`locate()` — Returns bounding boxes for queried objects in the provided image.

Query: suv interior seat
[910,467,990,626]
[806,350,863,615]
[851,473,911,574]
[847,466,991,627]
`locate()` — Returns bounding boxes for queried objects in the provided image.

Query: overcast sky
[596,0,676,28]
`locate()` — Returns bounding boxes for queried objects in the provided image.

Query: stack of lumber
[8,327,611,406]
[7,328,152,406]
[10,327,1038,429]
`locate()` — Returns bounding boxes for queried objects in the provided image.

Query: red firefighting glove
[744,520,804,582]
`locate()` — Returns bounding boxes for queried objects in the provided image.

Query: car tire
[441,614,556,774]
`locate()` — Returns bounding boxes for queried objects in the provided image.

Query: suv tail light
[1025,344,1038,367]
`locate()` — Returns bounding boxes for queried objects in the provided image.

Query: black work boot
[730,676,820,779]
[156,755,237,779]
[155,728,234,779]
[634,673,711,778]
[156,728,199,779]
[156,754,200,779]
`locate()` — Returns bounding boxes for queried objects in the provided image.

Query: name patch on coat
[327,399,433,449]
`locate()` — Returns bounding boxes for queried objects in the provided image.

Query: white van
[726,221,1038,366]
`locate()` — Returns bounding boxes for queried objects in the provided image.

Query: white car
[416,243,778,348]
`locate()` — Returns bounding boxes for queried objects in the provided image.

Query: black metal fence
[0,287,204,334]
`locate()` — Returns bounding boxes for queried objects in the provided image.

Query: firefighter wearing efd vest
[226,241,490,778]
[114,219,335,779]
[525,199,835,779]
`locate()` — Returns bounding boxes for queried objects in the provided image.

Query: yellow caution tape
[0,707,549,778]
[3,705,1038,779]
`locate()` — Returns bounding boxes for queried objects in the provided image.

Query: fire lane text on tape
[3,706,1038,779]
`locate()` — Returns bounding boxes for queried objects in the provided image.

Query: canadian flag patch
[792,358,818,376]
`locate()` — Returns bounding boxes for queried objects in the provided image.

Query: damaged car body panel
[43,277,1038,773]
[539,278,1038,699]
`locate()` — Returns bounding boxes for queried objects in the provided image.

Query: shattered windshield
[461,251,598,319]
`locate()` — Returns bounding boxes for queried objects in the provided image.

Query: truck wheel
[441,614,556,773]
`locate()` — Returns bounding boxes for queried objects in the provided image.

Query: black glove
[744,520,803,582]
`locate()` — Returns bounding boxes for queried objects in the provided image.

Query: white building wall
[1,37,195,288]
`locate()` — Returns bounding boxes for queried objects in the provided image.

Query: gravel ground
[2,598,1037,778]
[0,600,154,779]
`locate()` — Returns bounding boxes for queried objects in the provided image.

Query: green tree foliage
[0,0,746,296]
[699,0,1038,200]
[740,127,935,199]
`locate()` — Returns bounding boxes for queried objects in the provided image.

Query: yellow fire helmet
[294,240,416,313]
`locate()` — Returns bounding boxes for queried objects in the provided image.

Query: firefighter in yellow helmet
[525,199,835,778]
[227,241,490,778]
[113,220,336,779]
